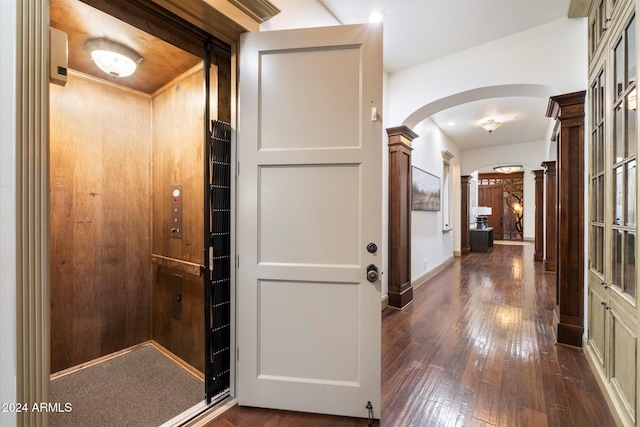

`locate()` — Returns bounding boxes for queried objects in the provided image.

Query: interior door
[237,24,383,418]
[479,185,504,237]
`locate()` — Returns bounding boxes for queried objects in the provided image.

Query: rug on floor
[50,345,203,427]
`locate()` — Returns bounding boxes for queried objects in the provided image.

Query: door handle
[366,264,379,283]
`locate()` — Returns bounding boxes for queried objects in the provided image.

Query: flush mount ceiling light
[493,165,522,174]
[84,38,142,78]
[480,119,502,133]
[368,10,385,23]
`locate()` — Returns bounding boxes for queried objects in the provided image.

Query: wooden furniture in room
[470,227,494,253]
[460,175,472,255]
[584,1,638,425]
[387,126,418,309]
[542,160,557,272]
[533,169,544,262]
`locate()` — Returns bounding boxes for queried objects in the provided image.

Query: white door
[237,23,383,418]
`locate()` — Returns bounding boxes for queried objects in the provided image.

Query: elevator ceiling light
[84,38,142,78]
[480,119,502,133]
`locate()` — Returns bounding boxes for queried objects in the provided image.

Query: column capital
[546,90,586,121]
[387,126,418,148]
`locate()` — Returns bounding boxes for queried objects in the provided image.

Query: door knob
[366,264,379,282]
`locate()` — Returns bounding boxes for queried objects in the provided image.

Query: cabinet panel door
[610,303,637,423]
[587,284,607,368]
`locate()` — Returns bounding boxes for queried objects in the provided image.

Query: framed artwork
[412,166,440,211]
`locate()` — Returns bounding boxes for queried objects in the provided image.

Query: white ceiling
[267,0,575,153]
[429,97,553,149]
[321,0,571,73]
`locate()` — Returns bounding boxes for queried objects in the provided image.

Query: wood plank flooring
[206,243,616,426]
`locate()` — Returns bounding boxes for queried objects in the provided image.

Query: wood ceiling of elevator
[50,0,229,94]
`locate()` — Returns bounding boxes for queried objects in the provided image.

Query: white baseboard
[381,294,388,311]
[381,256,454,310]
[411,256,455,291]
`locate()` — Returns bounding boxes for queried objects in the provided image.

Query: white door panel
[238,23,382,418]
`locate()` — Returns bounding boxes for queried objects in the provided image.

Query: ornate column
[533,169,545,262]
[387,126,417,309]
[460,176,472,255]
[546,90,586,347]
[542,161,557,272]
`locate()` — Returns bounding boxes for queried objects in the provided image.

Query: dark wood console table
[470,227,494,253]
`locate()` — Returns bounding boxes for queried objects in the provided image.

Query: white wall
[388,18,588,126]
[0,1,17,426]
[410,119,460,282]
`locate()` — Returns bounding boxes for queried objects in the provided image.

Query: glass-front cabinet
[586,0,638,424]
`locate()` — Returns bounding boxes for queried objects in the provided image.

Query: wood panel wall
[50,74,152,373]
[151,66,215,373]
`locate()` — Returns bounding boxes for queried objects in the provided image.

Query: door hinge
[237,161,240,175]
[236,348,239,362]
[237,255,239,268]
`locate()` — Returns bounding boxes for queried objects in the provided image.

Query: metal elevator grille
[206,120,231,400]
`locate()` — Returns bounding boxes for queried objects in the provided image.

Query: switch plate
[170,186,182,239]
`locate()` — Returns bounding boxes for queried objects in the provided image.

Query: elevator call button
[170,186,182,239]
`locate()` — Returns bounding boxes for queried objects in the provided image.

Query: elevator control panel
[170,186,182,239]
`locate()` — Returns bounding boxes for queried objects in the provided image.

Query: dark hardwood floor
[206,243,616,426]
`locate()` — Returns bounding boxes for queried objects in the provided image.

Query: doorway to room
[478,172,524,241]
[48,0,232,424]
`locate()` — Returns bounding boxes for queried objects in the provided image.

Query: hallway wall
[388,18,588,126]
[410,118,460,283]
[49,73,153,372]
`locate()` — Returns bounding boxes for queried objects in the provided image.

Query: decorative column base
[557,316,584,347]
[388,281,413,309]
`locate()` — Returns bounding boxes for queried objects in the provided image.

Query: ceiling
[50,0,201,94]
[267,0,576,156]
[50,0,577,155]
[320,0,571,74]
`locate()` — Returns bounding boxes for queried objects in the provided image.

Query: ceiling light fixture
[480,119,502,133]
[368,11,385,23]
[84,38,142,78]
[493,165,522,174]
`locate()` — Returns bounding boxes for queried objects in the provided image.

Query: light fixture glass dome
[480,119,502,133]
[84,39,142,78]
[493,165,522,174]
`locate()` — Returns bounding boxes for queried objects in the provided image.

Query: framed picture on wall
[412,166,440,211]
